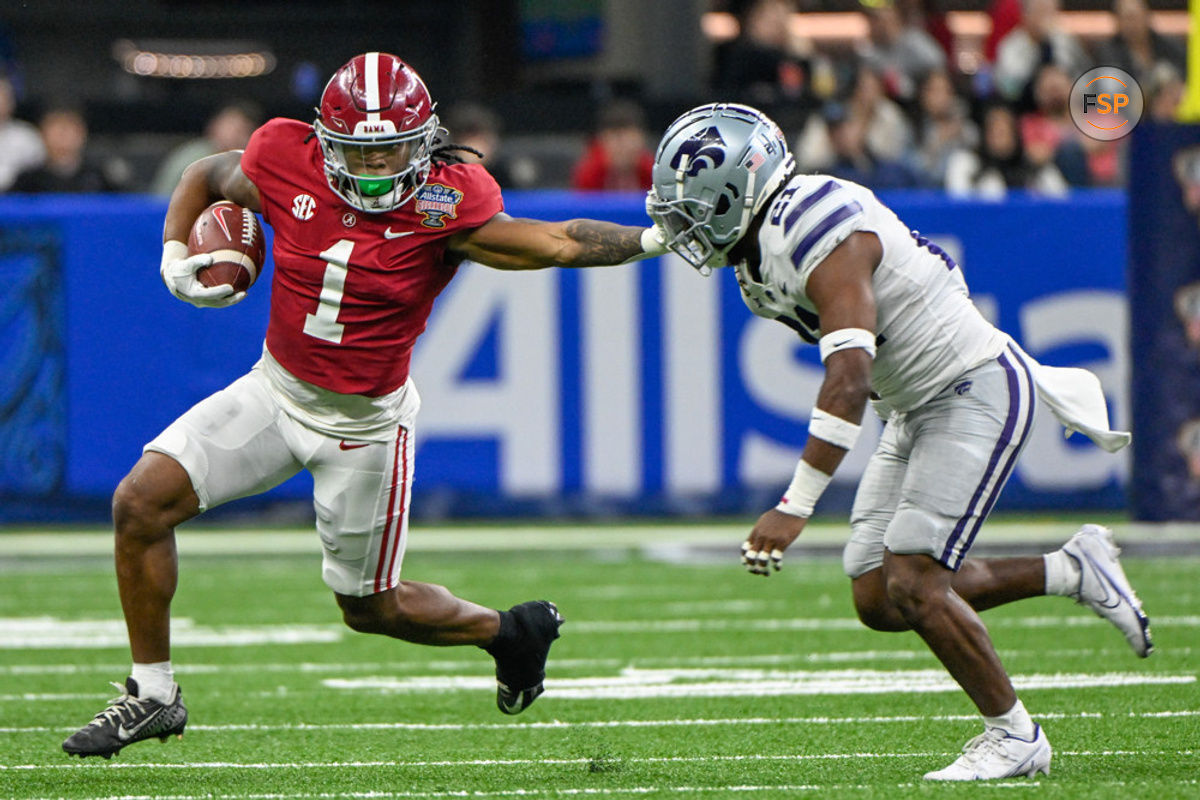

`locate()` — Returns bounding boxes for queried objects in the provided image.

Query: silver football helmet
[647,103,795,273]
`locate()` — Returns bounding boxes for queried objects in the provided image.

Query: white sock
[130,661,176,703]
[1044,549,1081,596]
[984,698,1036,740]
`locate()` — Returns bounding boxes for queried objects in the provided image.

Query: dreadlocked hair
[431,135,484,166]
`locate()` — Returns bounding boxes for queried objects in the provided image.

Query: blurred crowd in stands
[712,0,1186,196]
[0,0,1188,198]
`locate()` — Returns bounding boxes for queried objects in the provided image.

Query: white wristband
[775,459,832,518]
[808,408,862,450]
[818,327,877,363]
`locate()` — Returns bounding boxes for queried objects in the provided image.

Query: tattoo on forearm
[564,220,643,266]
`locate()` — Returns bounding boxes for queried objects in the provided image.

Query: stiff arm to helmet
[646,103,795,274]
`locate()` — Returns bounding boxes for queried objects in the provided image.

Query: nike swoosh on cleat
[1086,557,1125,609]
[497,685,526,714]
[116,718,151,742]
[384,228,415,239]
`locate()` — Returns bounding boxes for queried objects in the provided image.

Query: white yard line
[568,615,1200,633]
[3,750,1196,771]
[2,669,1191,704]
[318,669,1195,700]
[3,519,1196,559]
[1,614,1196,649]
[0,618,342,649]
[4,709,1198,735]
[0,647,1189,677]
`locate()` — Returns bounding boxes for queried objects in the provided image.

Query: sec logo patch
[292,193,317,221]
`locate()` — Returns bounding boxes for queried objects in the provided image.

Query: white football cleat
[924,725,1051,781]
[1062,524,1154,657]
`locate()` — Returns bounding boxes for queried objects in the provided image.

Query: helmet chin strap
[673,156,690,200]
[674,153,714,276]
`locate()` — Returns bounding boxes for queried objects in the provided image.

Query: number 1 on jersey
[304,239,354,344]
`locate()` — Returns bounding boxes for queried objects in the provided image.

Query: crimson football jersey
[241,118,504,396]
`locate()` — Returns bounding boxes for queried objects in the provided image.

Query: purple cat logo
[671,127,726,177]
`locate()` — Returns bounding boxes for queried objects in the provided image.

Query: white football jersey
[734,174,1006,412]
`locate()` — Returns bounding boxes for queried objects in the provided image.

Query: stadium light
[112,39,276,79]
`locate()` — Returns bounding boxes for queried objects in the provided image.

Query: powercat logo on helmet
[671,127,726,177]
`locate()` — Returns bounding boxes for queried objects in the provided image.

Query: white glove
[617,223,669,265]
[643,193,670,255]
[160,240,246,308]
[641,224,668,257]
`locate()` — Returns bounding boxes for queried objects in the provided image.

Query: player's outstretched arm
[449,214,665,271]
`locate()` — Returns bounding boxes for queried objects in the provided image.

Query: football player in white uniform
[647,103,1152,781]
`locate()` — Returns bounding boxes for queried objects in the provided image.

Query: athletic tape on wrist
[161,240,188,270]
[818,327,877,363]
[620,226,669,264]
[640,225,668,257]
[775,459,832,518]
[807,408,862,450]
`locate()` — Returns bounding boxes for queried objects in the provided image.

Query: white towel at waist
[1010,340,1131,453]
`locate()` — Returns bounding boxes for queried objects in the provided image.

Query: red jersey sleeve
[411,161,503,232]
[241,118,321,229]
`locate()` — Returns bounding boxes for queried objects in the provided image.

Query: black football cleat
[62,677,187,759]
[487,600,564,715]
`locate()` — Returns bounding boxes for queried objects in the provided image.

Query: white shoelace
[957,729,1020,766]
[87,682,150,729]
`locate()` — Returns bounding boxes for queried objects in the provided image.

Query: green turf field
[1,524,1197,799]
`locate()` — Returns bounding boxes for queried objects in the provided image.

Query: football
[187,201,266,293]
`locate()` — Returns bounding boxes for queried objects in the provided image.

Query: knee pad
[884,505,953,561]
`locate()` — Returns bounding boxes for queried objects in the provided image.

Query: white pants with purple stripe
[144,368,414,597]
[844,345,1037,577]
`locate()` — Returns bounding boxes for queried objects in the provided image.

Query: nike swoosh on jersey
[383,228,415,239]
[339,441,371,451]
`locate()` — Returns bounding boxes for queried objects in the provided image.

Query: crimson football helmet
[314,52,439,212]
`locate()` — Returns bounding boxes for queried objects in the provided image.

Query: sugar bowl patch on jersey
[415,183,464,228]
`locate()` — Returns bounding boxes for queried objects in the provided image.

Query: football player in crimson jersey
[62,52,668,759]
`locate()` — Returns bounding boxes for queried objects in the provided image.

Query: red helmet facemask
[314,52,439,212]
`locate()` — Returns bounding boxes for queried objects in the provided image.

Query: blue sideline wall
[0,190,1127,521]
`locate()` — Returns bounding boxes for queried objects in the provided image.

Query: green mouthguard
[357,177,394,197]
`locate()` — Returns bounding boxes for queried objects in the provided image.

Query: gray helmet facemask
[646,103,795,275]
